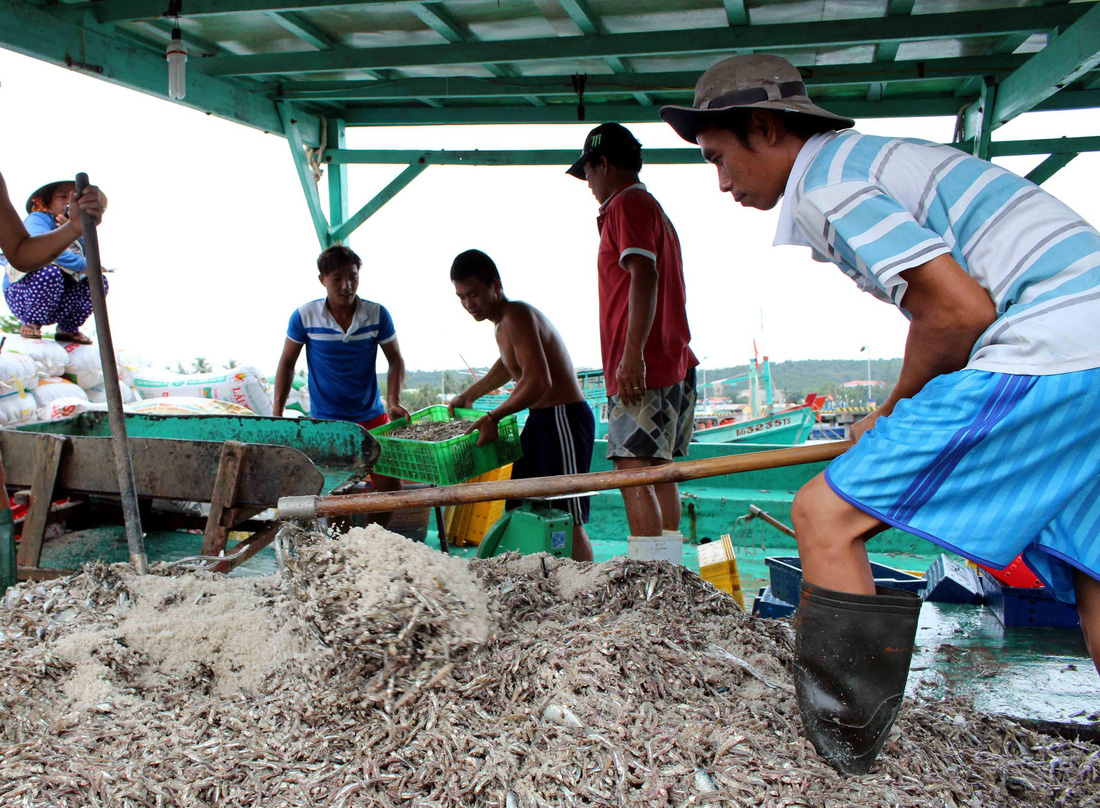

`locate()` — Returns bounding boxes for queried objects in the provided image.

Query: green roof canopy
[4,0,1099,244]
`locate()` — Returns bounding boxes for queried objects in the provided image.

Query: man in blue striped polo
[273,245,410,525]
[662,54,1100,774]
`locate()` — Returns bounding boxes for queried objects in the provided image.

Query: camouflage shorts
[606,367,696,460]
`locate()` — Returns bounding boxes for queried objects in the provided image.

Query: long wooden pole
[75,173,148,574]
[278,441,853,520]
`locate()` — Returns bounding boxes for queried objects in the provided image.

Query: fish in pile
[0,525,1097,807]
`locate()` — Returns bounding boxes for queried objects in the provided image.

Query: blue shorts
[825,368,1100,605]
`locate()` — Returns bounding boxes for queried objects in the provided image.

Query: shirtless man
[447,249,595,562]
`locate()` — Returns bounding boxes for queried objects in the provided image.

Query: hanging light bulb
[166,26,188,100]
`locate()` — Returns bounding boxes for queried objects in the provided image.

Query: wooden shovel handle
[295,441,853,519]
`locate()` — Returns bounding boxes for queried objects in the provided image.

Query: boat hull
[692,406,815,445]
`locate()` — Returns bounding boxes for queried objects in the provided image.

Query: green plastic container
[370,406,522,485]
[476,501,573,559]
[0,509,14,593]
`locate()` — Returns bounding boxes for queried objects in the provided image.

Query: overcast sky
[2,47,1098,380]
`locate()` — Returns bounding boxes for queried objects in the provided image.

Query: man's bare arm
[618,254,659,405]
[379,338,411,421]
[0,173,106,272]
[468,307,551,445]
[449,359,513,414]
[852,253,997,441]
[273,338,304,417]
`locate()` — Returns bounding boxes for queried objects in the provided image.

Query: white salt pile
[0,527,1096,807]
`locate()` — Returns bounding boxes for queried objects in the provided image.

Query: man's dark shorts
[507,401,595,525]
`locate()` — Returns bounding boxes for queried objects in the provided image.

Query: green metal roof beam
[872,0,916,80]
[409,3,466,43]
[554,0,651,105]
[1025,152,1077,185]
[201,5,1089,77]
[408,4,543,107]
[990,0,1100,127]
[990,135,1100,156]
[61,0,438,24]
[276,55,1034,102]
[265,11,339,50]
[338,89,1100,126]
[323,148,703,166]
[0,0,320,145]
[722,0,748,27]
[329,163,427,244]
[279,102,331,247]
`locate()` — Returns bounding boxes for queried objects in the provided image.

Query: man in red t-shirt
[567,123,698,552]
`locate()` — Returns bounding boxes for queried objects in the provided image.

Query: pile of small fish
[1,527,1097,807]
[388,420,470,441]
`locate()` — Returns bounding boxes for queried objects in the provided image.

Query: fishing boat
[693,358,815,445]
[692,405,816,445]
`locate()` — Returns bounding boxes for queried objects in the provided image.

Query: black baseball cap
[566,122,643,179]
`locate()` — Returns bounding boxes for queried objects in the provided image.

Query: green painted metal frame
[279,101,331,247]
[324,148,703,167]
[959,1,1100,141]
[200,6,1087,77]
[0,0,321,145]
[4,0,1100,244]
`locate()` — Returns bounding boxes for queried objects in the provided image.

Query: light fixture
[166,2,187,100]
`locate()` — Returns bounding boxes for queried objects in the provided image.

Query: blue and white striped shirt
[287,297,396,422]
[776,130,1100,375]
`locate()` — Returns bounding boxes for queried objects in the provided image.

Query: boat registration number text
[735,417,793,437]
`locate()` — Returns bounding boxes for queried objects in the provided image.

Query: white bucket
[628,535,683,565]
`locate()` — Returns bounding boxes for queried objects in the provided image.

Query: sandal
[55,331,93,345]
[19,323,41,339]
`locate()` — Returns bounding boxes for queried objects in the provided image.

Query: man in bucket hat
[567,123,697,556]
[662,54,1100,774]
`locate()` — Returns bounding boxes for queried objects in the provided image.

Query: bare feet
[19,323,41,339]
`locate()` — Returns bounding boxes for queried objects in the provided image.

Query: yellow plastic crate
[443,464,513,546]
[697,534,745,609]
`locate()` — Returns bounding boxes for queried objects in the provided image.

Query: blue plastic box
[751,586,796,619]
[981,574,1080,629]
[765,556,926,606]
[923,554,984,605]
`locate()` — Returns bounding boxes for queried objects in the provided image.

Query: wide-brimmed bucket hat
[25,180,75,214]
[660,54,854,143]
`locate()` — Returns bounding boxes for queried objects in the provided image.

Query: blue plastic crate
[751,586,796,619]
[765,556,926,606]
[981,574,1080,629]
[923,554,984,605]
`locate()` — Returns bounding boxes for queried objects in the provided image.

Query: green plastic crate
[369,406,522,485]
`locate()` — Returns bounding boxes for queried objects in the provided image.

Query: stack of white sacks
[0,336,274,424]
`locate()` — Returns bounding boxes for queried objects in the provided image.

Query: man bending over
[448,249,595,562]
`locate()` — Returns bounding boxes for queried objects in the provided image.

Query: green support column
[327,118,349,244]
[968,78,997,160]
[279,101,332,249]
[1026,153,1078,185]
[329,163,428,244]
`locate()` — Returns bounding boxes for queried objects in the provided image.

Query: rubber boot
[794,581,922,775]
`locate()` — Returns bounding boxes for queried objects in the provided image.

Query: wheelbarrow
[1,411,379,580]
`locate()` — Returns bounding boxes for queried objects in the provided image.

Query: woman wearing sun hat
[0,176,108,344]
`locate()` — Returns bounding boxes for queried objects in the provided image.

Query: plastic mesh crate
[370,406,522,486]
